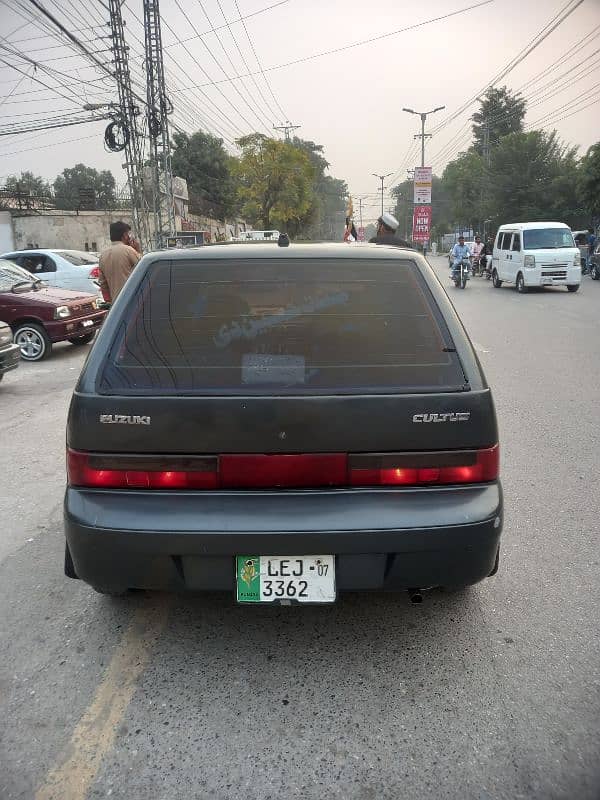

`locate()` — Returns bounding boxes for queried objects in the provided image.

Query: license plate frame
[236,555,336,604]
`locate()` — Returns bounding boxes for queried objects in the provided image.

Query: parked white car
[0,249,101,295]
[490,222,581,293]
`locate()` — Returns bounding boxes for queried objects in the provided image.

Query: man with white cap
[369,212,411,247]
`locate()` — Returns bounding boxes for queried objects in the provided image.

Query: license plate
[236,555,336,604]
[542,279,553,285]
[81,319,94,327]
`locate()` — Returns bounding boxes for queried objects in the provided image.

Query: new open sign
[412,205,432,243]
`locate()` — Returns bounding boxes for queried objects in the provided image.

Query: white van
[491,222,581,293]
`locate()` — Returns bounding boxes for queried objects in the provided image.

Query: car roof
[497,222,570,231]
[144,242,420,262]
[0,248,96,255]
[0,249,55,257]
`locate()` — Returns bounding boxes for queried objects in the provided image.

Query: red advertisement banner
[412,205,432,243]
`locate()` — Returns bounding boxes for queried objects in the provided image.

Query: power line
[0,66,30,111]
[24,0,114,77]
[6,23,102,45]
[0,113,110,136]
[231,0,288,122]
[532,91,600,131]
[0,54,83,108]
[213,0,277,123]
[525,83,600,129]
[172,0,273,133]
[428,13,598,168]
[431,59,600,168]
[123,1,246,141]
[430,0,585,137]
[173,0,494,94]
[163,0,289,49]
[516,22,600,94]
[0,130,100,157]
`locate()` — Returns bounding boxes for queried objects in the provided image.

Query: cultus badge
[412,412,470,423]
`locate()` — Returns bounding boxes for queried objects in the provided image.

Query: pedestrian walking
[98,221,142,304]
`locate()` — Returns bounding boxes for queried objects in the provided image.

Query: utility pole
[107,0,152,249]
[372,172,393,218]
[273,121,301,141]
[402,105,445,167]
[144,0,175,249]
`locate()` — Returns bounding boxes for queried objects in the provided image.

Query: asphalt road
[1,257,599,800]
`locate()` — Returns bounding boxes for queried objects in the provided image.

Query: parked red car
[0,259,106,361]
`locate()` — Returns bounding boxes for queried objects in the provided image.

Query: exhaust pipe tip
[408,588,424,604]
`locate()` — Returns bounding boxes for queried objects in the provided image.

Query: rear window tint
[98,258,467,395]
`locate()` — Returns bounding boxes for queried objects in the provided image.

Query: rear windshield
[522,228,574,250]
[98,258,466,395]
[55,251,98,266]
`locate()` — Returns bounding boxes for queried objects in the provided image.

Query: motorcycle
[452,257,470,289]
[480,253,493,280]
[472,256,482,277]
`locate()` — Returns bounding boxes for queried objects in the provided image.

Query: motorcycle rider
[471,235,484,275]
[450,235,472,279]
[480,235,493,275]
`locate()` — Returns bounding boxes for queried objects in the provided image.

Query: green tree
[170,130,237,220]
[1,171,51,210]
[233,134,315,232]
[288,138,348,240]
[441,151,486,231]
[312,175,348,240]
[5,171,50,195]
[579,142,600,220]
[487,130,583,225]
[472,86,526,156]
[53,164,116,210]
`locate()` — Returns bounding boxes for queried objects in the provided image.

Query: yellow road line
[36,599,170,800]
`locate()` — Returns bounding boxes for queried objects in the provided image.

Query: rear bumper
[0,343,20,374]
[65,483,503,592]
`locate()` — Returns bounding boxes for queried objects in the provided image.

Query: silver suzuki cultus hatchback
[64,243,502,603]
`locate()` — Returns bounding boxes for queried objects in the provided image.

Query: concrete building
[0,176,250,253]
[0,209,249,254]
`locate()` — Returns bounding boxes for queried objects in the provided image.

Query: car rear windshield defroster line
[98,258,467,396]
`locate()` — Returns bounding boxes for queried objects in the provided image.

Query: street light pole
[372,172,393,218]
[402,105,445,167]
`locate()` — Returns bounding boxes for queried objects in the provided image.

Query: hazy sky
[1,0,599,225]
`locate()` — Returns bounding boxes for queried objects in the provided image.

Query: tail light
[67,446,499,490]
[67,450,218,489]
[348,445,499,486]
[89,266,100,279]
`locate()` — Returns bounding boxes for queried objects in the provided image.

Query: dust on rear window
[98,258,466,395]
